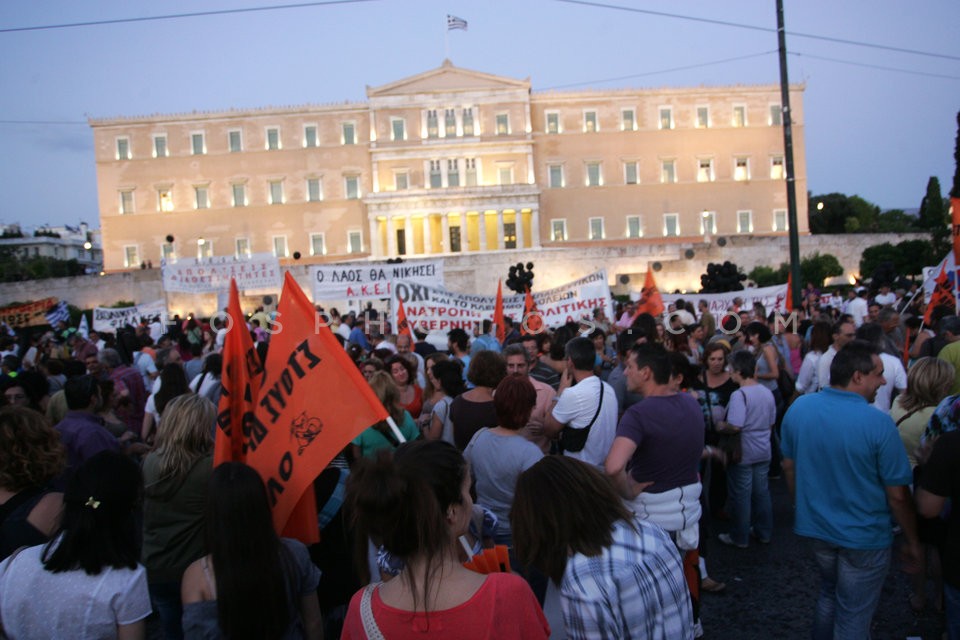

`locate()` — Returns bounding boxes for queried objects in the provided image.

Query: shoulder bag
[559,378,604,453]
[717,389,745,465]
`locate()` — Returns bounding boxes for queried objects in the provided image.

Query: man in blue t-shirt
[781,340,921,640]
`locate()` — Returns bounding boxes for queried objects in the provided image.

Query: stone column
[441,213,450,253]
[531,206,541,249]
[478,213,488,252]
[495,211,505,251]
[515,210,525,249]
[386,217,397,257]
[404,217,414,256]
[368,217,379,257]
[423,214,432,255]
[460,212,470,252]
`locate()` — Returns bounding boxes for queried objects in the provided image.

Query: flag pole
[444,15,449,59]
[386,416,407,444]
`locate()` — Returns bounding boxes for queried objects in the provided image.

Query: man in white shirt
[874,284,896,307]
[855,323,907,413]
[847,288,869,328]
[817,319,856,391]
[544,337,618,467]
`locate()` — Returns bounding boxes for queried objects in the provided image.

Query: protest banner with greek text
[311,259,443,300]
[663,285,789,317]
[162,254,281,293]
[0,297,58,328]
[92,300,167,332]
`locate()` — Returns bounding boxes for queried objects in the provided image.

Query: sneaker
[701,577,727,593]
[718,533,748,549]
[693,620,704,638]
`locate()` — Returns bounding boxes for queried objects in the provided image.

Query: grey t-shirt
[726,384,777,465]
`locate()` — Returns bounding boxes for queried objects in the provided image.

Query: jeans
[149,581,184,640]
[809,540,890,640]
[725,460,773,546]
[945,582,960,640]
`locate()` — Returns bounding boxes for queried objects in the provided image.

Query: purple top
[617,393,704,493]
[109,365,147,433]
[55,411,120,477]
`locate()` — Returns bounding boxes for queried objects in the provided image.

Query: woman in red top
[387,355,423,419]
[341,440,549,640]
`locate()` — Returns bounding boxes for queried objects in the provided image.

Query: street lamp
[83,241,92,250]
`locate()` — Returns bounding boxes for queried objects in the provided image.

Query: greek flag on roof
[447,14,467,30]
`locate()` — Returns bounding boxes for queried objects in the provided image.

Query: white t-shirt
[872,352,907,413]
[816,345,838,391]
[551,375,618,468]
[874,292,896,306]
[847,297,869,327]
[0,543,152,639]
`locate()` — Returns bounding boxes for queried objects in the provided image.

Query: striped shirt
[560,516,693,640]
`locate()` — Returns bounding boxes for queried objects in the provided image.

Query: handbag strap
[895,405,929,428]
[360,583,386,640]
[584,377,604,430]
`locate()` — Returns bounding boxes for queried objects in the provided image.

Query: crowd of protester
[0,280,958,639]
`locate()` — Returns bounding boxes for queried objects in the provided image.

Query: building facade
[91,61,807,273]
[0,222,102,273]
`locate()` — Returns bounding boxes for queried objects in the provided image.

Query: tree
[808,192,884,234]
[918,177,950,256]
[875,208,916,232]
[952,110,960,200]
[859,240,937,279]
[799,252,843,288]
[748,264,788,287]
[699,261,747,293]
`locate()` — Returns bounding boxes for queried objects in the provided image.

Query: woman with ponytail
[341,439,549,639]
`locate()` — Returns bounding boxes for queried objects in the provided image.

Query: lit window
[584,111,598,133]
[394,171,408,191]
[770,156,785,180]
[661,160,676,183]
[732,105,746,127]
[304,125,318,148]
[626,215,643,238]
[426,110,439,138]
[197,239,213,259]
[498,166,513,185]
[232,184,246,207]
[307,178,323,202]
[773,209,788,231]
[548,164,564,188]
[464,158,477,186]
[738,210,753,233]
[624,161,638,185]
[696,107,710,128]
[123,245,140,268]
[116,138,130,160]
[449,226,462,252]
[235,238,251,259]
[589,217,604,240]
[700,211,717,234]
[342,122,356,145]
[119,190,135,214]
[585,162,602,187]
[228,130,242,153]
[462,108,475,136]
[734,157,750,181]
[272,236,288,258]
[191,133,205,155]
[348,230,363,253]
[310,233,326,256]
[445,109,457,137]
[447,159,460,187]
[659,107,673,130]
[546,112,560,134]
[663,214,680,237]
[769,104,782,126]
[158,189,173,212]
[496,113,510,135]
[621,109,635,131]
[194,186,209,210]
[269,181,284,205]
[391,118,406,141]
[697,159,714,183]
[551,220,567,242]
[344,176,360,199]
[153,135,167,158]
[266,127,281,150]
[429,161,442,188]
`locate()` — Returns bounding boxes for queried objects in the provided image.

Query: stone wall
[0,232,932,316]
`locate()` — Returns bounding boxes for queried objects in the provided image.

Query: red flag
[215,279,263,466]
[251,272,389,541]
[521,286,542,335]
[785,273,794,313]
[902,328,911,367]
[395,296,414,342]
[633,270,665,320]
[925,262,955,324]
[494,280,505,343]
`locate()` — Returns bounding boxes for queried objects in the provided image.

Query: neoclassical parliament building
[91,61,807,273]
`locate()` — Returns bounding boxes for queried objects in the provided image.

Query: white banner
[161,254,281,293]
[93,300,167,333]
[311,259,444,300]
[663,284,789,317]
[393,271,612,334]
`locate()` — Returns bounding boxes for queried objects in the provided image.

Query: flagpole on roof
[444,14,449,59]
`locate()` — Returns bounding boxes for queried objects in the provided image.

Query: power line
[541,50,777,91]
[790,51,960,81]
[552,0,960,62]
[0,0,378,34]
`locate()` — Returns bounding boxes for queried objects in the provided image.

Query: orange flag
[395,296,414,342]
[251,272,389,540]
[215,279,263,466]
[925,262,956,324]
[493,280,505,344]
[634,269,665,319]
[902,329,911,367]
[521,286,542,335]
[785,273,794,313]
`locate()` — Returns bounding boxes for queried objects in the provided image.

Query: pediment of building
[367,60,529,97]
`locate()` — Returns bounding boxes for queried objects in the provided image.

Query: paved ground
[700,477,945,639]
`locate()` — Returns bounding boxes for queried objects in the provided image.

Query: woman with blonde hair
[892,357,955,468]
[352,371,420,459]
[141,394,216,639]
[0,407,65,561]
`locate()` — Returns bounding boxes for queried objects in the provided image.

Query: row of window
[113,102,784,160]
[117,176,361,214]
[548,210,789,241]
[547,155,784,188]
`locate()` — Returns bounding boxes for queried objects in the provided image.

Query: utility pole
[776,0,802,309]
